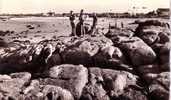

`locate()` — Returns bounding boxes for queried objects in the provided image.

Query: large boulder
[118,87,148,100]
[42,85,74,100]
[149,72,170,100]
[0,42,61,73]
[150,42,170,71]
[101,68,139,98]
[135,20,171,45]
[93,45,132,71]
[62,40,99,66]
[136,63,170,100]
[40,64,88,100]
[81,68,110,100]
[137,64,162,84]
[19,79,42,100]
[81,67,147,100]
[158,28,171,44]
[0,45,34,65]
[81,83,110,100]
[0,72,31,99]
[159,42,170,64]
[62,35,113,66]
[118,37,156,66]
[47,51,62,68]
[0,39,8,47]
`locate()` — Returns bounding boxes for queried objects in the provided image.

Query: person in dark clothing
[89,13,98,35]
[69,11,76,36]
[79,9,84,24]
[76,9,85,37]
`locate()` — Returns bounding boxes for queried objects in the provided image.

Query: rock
[0,39,8,47]
[149,72,170,100]
[110,35,132,45]
[135,20,170,45]
[135,26,160,45]
[119,87,148,100]
[158,29,171,44]
[118,37,156,66]
[0,75,11,81]
[101,68,138,98]
[160,63,170,72]
[100,46,123,59]
[42,85,74,100]
[19,93,44,100]
[62,36,113,66]
[62,39,99,66]
[86,35,113,48]
[10,72,31,84]
[155,72,170,90]
[135,20,168,27]
[82,67,141,99]
[0,42,60,74]
[47,52,61,68]
[103,74,127,97]
[62,40,99,66]
[93,45,132,71]
[0,72,31,99]
[149,83,169,100]
[0,45,33,65]
[40,64,88,99]
[0,35,113,67]
[81,83,110,100]
[81,68,110,100]
[17,79,42,100]
[0,63,28,74]
[138,71,170,100]
[105,28,134,38]
[159,42,171,64]
[150,43,164,54]
[40,44,53,64]
[138,64,161,75]
[137,64,161,84]
[23,80,40,95]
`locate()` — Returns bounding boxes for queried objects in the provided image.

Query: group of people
[69,9,98,37]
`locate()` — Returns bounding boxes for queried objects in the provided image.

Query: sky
[0,0,170,14]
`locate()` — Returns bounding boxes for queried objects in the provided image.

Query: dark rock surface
[148,72,170,100]
[135,20,171,45]
[117,37,156,66]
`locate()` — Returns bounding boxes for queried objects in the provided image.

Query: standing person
[76,9,85,37]
[90,13,98,35]
[69,11,76,36]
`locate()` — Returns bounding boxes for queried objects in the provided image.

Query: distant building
[156,8,170,17]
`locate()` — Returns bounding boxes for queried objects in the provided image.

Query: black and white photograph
[0,0,170,100]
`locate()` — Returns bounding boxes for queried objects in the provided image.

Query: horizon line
[0,7,170,15]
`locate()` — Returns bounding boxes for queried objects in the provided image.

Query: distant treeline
[0,11,169,19]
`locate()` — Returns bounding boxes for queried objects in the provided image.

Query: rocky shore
[0,20,170,100]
